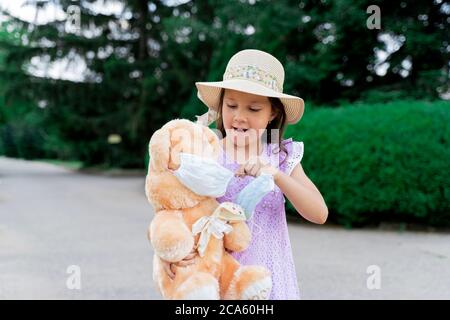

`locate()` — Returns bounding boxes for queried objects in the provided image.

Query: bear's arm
[223,221,251,252]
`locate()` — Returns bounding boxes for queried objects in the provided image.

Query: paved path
[1,157,449,299]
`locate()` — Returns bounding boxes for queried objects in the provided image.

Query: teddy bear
[145,118,272,300]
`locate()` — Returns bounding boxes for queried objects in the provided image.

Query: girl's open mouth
[232,126,248,132]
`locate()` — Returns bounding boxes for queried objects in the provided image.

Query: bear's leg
[219,252,241,298]
[223,265,272,300]
[153,254,175,299]
[172,272,220,300]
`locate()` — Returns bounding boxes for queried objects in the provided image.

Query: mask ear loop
[244,149,272,237]
[246,211,263,236]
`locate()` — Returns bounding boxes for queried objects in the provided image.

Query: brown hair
[215,88,288,162]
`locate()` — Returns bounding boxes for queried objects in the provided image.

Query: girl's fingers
[174,250,198,267]
[243,163,254,176]
[162,261,175,279]
[184,252,196,260]
[176,259,196,267]
[161,247,199,279]
[236,158,266,177]
[248,163,261,177]
[170,263,177,275]
[250,163,261,177]
[235,166,245,176]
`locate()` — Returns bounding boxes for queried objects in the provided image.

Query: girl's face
[222,89,275,148]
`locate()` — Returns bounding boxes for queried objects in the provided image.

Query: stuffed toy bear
[145,119,272,300]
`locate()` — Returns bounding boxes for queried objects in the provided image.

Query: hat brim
[195,79,304,125]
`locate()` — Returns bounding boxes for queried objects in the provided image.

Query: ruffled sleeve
[282,138,304,176]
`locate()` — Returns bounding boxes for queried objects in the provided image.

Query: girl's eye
[249,108,261,112]
[226,104,237,109]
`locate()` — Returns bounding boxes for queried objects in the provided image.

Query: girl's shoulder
[267,138,304,175]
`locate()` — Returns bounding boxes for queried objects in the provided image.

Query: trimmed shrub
[285,100,450,227]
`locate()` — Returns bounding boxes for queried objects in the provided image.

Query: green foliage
[0,1,199,168]
[285,100,450,227]
[0,0,448,169]
[359,88,410,104]
[0,121,44,159]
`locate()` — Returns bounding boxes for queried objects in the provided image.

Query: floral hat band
[223,64,283,93]
[195,49,305,126]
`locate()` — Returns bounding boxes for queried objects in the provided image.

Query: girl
[163,49,328,300]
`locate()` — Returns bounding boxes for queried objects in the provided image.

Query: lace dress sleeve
[284,140,304,176]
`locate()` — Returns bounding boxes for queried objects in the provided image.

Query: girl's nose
[233,109,246,122]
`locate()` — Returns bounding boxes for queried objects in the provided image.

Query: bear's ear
[203,126,220,158]
[149,127,171,172]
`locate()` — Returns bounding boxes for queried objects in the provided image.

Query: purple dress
[217,138,304,300]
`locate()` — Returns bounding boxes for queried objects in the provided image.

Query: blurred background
[0,0,449,299]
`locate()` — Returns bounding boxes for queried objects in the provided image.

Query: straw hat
[195,49,304,126]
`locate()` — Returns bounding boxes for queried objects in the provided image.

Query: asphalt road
[1,157,449,299]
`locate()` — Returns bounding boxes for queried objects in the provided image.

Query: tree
[1,0,447,167]
[378,0,450,99]
[1,0,191,167]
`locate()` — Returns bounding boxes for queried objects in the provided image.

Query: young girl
[163,49,328,300]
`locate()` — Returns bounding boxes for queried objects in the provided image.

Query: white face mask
[173,153,234,197]
[234,173,274,219]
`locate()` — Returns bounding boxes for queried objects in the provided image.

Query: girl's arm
[272,163,328,224]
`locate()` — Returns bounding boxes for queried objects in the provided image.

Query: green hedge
[0,117,70,161]
[0,120,47,159]
[285,100,450,228]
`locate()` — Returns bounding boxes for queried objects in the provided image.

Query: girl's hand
[235,156,279,178]
[161,259,176,280]
[160,247,198,280]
